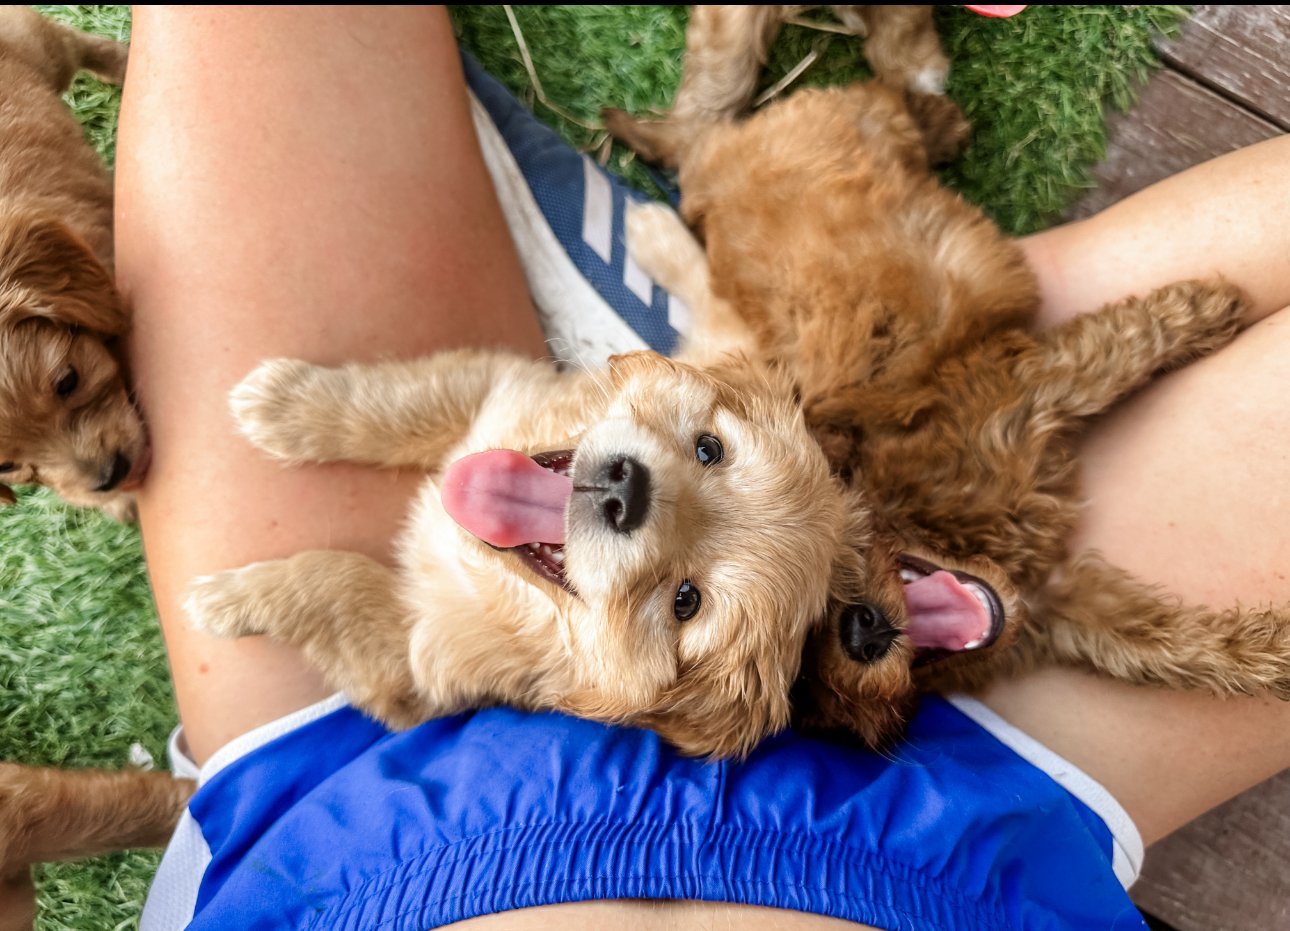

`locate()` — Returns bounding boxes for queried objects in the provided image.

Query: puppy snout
[94,452,132,492]
[839,603,898,664]
[589,455,651,534]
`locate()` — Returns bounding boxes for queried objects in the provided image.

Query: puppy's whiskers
[547,341,613,405]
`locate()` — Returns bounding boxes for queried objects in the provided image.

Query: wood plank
[1156,5,1290,130]
[1066,68,1281,220]
[1132,771,1290,931]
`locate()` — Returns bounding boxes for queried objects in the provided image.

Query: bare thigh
[117,6,544,764]
[987,148,1290,844]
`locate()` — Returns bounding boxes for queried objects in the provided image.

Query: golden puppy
[621,75,1290,749]
[0,7,144,520]
[184,348,886,758]
[0,763,194,931]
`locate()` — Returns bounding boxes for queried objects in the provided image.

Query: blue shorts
[140,54,1147,931]
[142,695,1143,931]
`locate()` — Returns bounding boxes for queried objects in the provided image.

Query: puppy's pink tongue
[902,571,991,652]
[441,449,572,548]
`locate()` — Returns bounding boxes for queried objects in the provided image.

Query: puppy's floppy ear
[0,214,126,336]
[793,640,916,751]
[647,654,797,760]
[607,350,676,386]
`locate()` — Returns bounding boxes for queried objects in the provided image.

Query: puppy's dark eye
[55,367,79,399]
[0,462,14,473]
[674,580,701,621]
[695,434,723,466]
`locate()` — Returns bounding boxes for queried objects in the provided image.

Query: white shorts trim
[947,693,1145,888]
[143,693,354,931]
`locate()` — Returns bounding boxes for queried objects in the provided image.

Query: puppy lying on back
[619,70,1290,747]
[182,346,927,757]
[0,7,144,520]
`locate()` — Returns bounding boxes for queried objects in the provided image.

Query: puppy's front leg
[0,765,193,931]
[625,202,758,363]
[231,349,539,471]
[186,551,425,728]
[1035,553,1290,700]
[1022,279,1247,423]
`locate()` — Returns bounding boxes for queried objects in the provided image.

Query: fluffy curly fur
[611,6,1290,748]
[0,763,193,931]
[0,7,143,520]
[182,346,918,758]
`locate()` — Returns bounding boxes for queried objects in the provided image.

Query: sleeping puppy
[0,7,144,520]
[184,347,898,758]
[0,762,194,931]
[621,78,1290,748]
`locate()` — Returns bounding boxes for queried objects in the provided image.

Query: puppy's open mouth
[897,553,1005,665]
[441,448,576,592]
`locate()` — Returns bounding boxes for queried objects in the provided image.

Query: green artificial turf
[4,5,1187,928]
[451,4,1190,233]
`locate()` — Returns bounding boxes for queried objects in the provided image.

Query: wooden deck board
[1156,5,1290,130]
[1134,771,1290,931]
[1067,68,1281,220]
[1070,6,1290,930]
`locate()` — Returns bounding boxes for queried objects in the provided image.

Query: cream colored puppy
[185,348,877,758]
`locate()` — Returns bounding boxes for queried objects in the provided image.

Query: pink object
[965,5,1028,18]
[901,571,992,652]
[441,449,572,547]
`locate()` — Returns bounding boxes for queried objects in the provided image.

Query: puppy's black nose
[839,602,898,664]
[590,455,650,534]
[95,453,132,492]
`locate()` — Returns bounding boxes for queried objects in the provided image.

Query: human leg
[116,5,544,765]
[1024,134,1290,328]
[982,139,1290,845]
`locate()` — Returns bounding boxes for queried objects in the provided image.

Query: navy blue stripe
[461,52,678,355]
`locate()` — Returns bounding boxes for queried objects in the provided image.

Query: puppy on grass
[615,59,1290,748]
[0,6,145,521]
[0,762,194,931]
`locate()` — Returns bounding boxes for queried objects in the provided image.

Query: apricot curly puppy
[0,7,144,519]
[619,76,1290,747]
[185,347,907,757]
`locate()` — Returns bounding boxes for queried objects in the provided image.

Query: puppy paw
[183,567,270,639]
[101,494,137,523]
[1180,278,1249,330]
[625,201,703,294]
[1151,278,1249,363]
[908,62,948,97]
[230,358,335,463]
